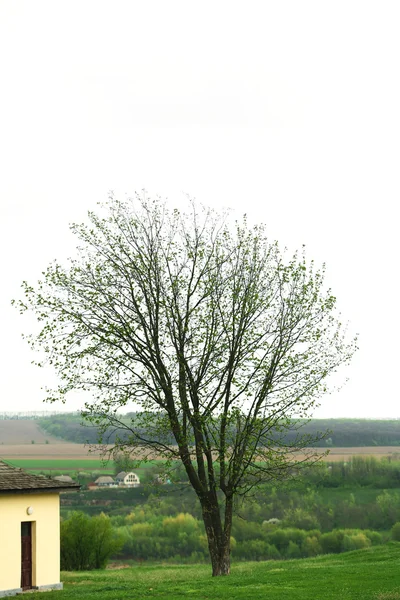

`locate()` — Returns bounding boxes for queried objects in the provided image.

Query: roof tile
[0,460,80,493]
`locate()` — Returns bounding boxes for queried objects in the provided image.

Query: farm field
[0,420,64,445]
[2,420,400,466]
[0,443,106,459]
[19,544,400,600]
[321,446,400,461]
[6,458,114,472]
[1,443,400,461]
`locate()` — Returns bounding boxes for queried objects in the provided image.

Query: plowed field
[1,442,400,462]
[0,420,64,445]
[0,443,103,459]
[1,420,400,462]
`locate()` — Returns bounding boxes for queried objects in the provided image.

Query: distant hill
[283,418,400,447]
[36,414,400,448]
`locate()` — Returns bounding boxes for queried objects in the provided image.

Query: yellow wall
[0,493,60,592]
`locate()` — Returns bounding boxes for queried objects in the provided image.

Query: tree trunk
[209,538,231,576]
[201,495,232,576]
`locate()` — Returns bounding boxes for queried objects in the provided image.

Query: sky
[0,1,399,418]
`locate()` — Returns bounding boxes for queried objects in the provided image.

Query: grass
[317,487,387,504]
[7,459,114,472]
[22,544,400,600]
[8,458,165,472]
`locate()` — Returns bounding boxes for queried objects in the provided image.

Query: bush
[286,541,301,559]
[233,539,270,561]
[303,535,322,557]
[320,529,376,555]
[91,513,123,568]
[61,512,122,570]
[320,530,344,554]
[162,513,199,536]
[266,544,281,560]
[282,508,320,531]
[365,530,382,545]
[391,522,400,541]
[342,533,371,552]
[266,528,309,552]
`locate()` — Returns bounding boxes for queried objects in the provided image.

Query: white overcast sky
[0,1,399,418]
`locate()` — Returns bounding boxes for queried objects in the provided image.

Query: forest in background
[59,456,400,565]
[38,414,400,447]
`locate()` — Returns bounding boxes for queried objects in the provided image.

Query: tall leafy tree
[16,194,357,575]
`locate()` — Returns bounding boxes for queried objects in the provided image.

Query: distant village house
[93,472,140,489]
[115,471,140,487]
[94,476,117,488]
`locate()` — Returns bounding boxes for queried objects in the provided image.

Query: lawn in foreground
[25,543,400,600]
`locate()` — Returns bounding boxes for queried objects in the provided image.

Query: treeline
[59,456,400,567]
[287,419,400,447]
[39,414,104,444]
[61,502,400,567]
[62,483,400,533]
[114,515,385,563]
[307,456,400,489]
[63,510,387,567]
[61,457,400,533]
[39,414,400,447]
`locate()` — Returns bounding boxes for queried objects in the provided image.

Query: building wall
[0,493,60,593]
[121,473,140,487]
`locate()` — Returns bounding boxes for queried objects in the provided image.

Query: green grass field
[8,458,163,478]
[22,544,400,600]
[9,458,164,471]
[7,459,114,472]
[317,487,385,504]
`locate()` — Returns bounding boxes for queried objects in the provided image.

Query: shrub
[91,513,123,568]
[286,541,301,559]
[320,529,376,555]
[282,508,320,531]
[392,522,400,541]
[266,544,281,560]
[131,523,153,537]
[320,530,344,554]
[162,513,199,536]
[232,519,265,541]
[266,528,308,552]
[342,532,371,552]
[233,539,266,560]
[61,512,92,570]
[303,535,322,557]
[365,530,382,545]
[61,511,122,570]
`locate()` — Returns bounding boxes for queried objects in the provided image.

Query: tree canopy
[16,194,357,574]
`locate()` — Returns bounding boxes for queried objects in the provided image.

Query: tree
[60,512,93,571]
[60,512,122,570]
[16,194,357,575]
[113,451,137,476]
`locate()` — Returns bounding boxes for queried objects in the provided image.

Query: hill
[38,414,400,447]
